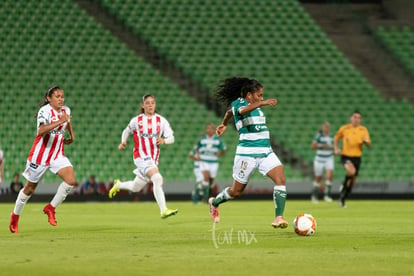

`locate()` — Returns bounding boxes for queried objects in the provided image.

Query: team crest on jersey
[239,170,245,178]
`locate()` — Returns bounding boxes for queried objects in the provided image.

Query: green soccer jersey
[231,97,272,157]
[313,131,334,162]
[196,135,226,163]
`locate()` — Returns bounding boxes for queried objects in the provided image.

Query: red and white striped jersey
[125,113,173,165]
[27,104,71,166]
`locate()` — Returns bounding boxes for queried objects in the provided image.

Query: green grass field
[0,200,413,275]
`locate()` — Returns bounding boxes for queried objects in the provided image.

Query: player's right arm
[37,112,71,136]
[216,109,233,136]
[333,126,344,155]
[119,118,135,150]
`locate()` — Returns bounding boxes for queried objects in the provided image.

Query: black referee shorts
[340,155,361,176]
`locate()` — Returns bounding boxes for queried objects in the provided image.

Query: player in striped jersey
[9,86,76,234]
[310,122,334,203]
[108,94,178,219]
[195,123,226,202]
[209,77,288,229]
[188,144,204,203]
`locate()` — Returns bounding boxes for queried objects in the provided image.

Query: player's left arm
[63,108,75,145]
[64,121,75,145]
[362,128,371,147]
[157,118,174,145]
[238,98,277,115]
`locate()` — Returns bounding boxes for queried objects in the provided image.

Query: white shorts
[199,162,219,178]
[232,152,282,185]
[313,157,334,177]
[22,156,72,183]
[132,157,157,180]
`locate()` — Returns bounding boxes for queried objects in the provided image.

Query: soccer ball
[293,214,317,236]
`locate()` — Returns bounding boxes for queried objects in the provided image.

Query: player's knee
[65,178,77,186]
[276,175,286,186]
[23,184,36,195]
[346,168,356,177]
[132,176,147,192]
[151,173,163,187]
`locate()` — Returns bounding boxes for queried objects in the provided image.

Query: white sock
[151,173,167,213]
[50,182,73,208]
[13,189,31,215]
[117,176,147,192]
[313,181,320,187]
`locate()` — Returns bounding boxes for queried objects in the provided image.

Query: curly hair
[215,77,263,107]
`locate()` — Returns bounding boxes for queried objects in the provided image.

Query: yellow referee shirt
[334,124,370,157]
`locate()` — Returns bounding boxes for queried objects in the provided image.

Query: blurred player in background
[108,94,178,219]
[310,121,334,203]
[209,77,288,229]
[194,123,226,202]
[334,110,371,208]
[9,86,76,234]
[188,144,204,204]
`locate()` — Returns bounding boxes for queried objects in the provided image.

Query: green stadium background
[0,0,413,196]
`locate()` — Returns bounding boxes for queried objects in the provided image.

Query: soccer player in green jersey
[209,77,288,229]
[310,122,334,203]
[195,123,226,202]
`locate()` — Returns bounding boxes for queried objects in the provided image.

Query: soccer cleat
[208,197,220,223]
[161,208,178,219]
[271,216,289,229]
[9,213,20,234]
[311,196,319,204]
[338,199,347,208]
[324,195,333,203]
[43,203,57,226]
[108,179,120,199]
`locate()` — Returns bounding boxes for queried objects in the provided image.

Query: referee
[334,110,371,207]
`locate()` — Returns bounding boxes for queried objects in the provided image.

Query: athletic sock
[312,181,320,198]
[13,189,32,215]
[340,176,352,201]
[151,173,167,213]
[325,181,332,197]
[212,187,233,207]
[50,182,73,208]
[117,178,147,193]
[201,181,210,202]
[273,185,287,217]
[191,182,202,203]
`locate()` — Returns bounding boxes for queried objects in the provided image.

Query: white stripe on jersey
[235,116,266,130]
[239,131,270,141]
[236,146,272,155]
